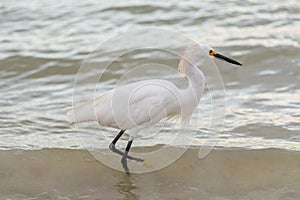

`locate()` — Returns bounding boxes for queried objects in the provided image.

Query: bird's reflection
[115,173,139,200]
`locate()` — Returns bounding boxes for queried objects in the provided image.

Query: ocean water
[0,0,299,199]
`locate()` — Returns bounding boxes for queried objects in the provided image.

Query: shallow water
[1,147,299,200]
[0,0,300,199]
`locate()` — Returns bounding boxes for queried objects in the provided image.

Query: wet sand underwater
[1,147,299,200]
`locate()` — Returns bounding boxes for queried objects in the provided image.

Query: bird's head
[181,44,242,68]
[179,44,242,75]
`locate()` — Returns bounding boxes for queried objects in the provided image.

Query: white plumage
[67,44,211,138]
[67,43,242,174]
[67,78,203,136]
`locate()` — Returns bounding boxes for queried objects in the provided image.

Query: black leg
[109,130,125,150]
[109,130,144,163]
[121,140,133,174]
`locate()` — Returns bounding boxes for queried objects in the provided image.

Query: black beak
[214,53,242,66]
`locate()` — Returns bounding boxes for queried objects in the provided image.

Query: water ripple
[0,0,299,150]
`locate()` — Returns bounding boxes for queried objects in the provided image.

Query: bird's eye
[209,50,212,53]
[209,50,213,56]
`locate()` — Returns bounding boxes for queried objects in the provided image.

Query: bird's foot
[110,143,144,163]
[129,156,144,162]
[121,154,145,175]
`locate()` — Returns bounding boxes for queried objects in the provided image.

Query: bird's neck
[177,63,205,123]
[178,44,206,90]
[178,59,205,87]
[186,66,205,103]
[178,59,205,101]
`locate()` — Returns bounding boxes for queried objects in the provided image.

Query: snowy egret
[67,44,242,174]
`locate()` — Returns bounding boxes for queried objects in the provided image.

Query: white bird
[67,44,242,174]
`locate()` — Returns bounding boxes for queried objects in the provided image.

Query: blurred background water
[0,0,299,199]
[0,0,299,150]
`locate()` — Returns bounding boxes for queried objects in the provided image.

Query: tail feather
[66,91,111,124]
